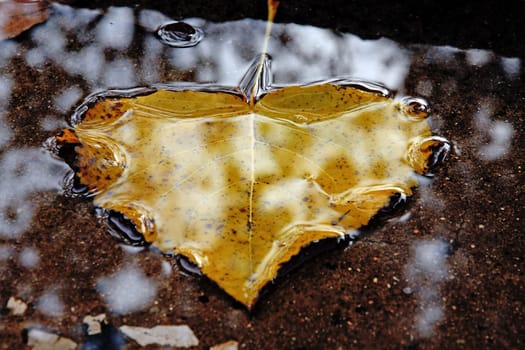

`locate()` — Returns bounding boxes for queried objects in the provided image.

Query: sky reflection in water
[404,240,450,337]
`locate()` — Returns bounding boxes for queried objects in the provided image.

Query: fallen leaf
[52,55,449,308]
[0,0,50,40]
[119,325,199,347]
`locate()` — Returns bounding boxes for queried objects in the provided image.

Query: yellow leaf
[54,58,449,308]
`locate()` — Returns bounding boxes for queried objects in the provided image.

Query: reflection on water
[37,288,65,318]
[0,149,67,239]
[156,21,204,48]
[500,57,521,78]
[18,4,413,90]
[18,246,40,269]
[404,240,450,338]
[0,244,13,259]
[96,265,158,314]
[465,48,494,67]
[53,86,83,114]
[0,2,521,347]
[475,102,514,161]
[96,7,135,50]
[0,73,13,147]
[168,18,410,89]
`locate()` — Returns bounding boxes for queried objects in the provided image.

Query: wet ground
[1,1,524,349]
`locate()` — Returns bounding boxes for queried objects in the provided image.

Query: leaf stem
[249,0,279,106]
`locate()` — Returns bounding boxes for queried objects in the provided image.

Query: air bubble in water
[156,22,203,48]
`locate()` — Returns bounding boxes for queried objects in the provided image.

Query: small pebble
[211,340,239,350]
[119,324,199,347]
[83,313,107,335]
[6,296,28,316]
[26,328,77,350]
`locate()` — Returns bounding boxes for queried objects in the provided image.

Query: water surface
[0,3,523,349]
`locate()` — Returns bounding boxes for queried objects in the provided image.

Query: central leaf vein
[248,114,256,274]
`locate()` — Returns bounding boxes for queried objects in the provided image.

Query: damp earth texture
[0,1,523,349]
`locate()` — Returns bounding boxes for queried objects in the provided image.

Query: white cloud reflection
[103,58,137,88]
[465,48,493,67]
[404,239,449,338]
[500,57,521,79]
[0,41,18,69]
[97,265,158,314]
[0,149,68,239]
[475,103,515,161]
[53,86,83,113]
[168,19,410,90]
[0,245,14,260]
[19,4,412,92]
[19,246,40,269]
[37,288,65,317]
[0,74,13,148]
[96,7,135,50]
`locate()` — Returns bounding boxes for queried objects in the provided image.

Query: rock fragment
[211,340,239,350]
[119,324,199,347]
[25,328,77,350]
[6,296,28,316]
[82,313,107,335]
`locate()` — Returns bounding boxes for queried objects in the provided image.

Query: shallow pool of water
[0,2,523,349]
